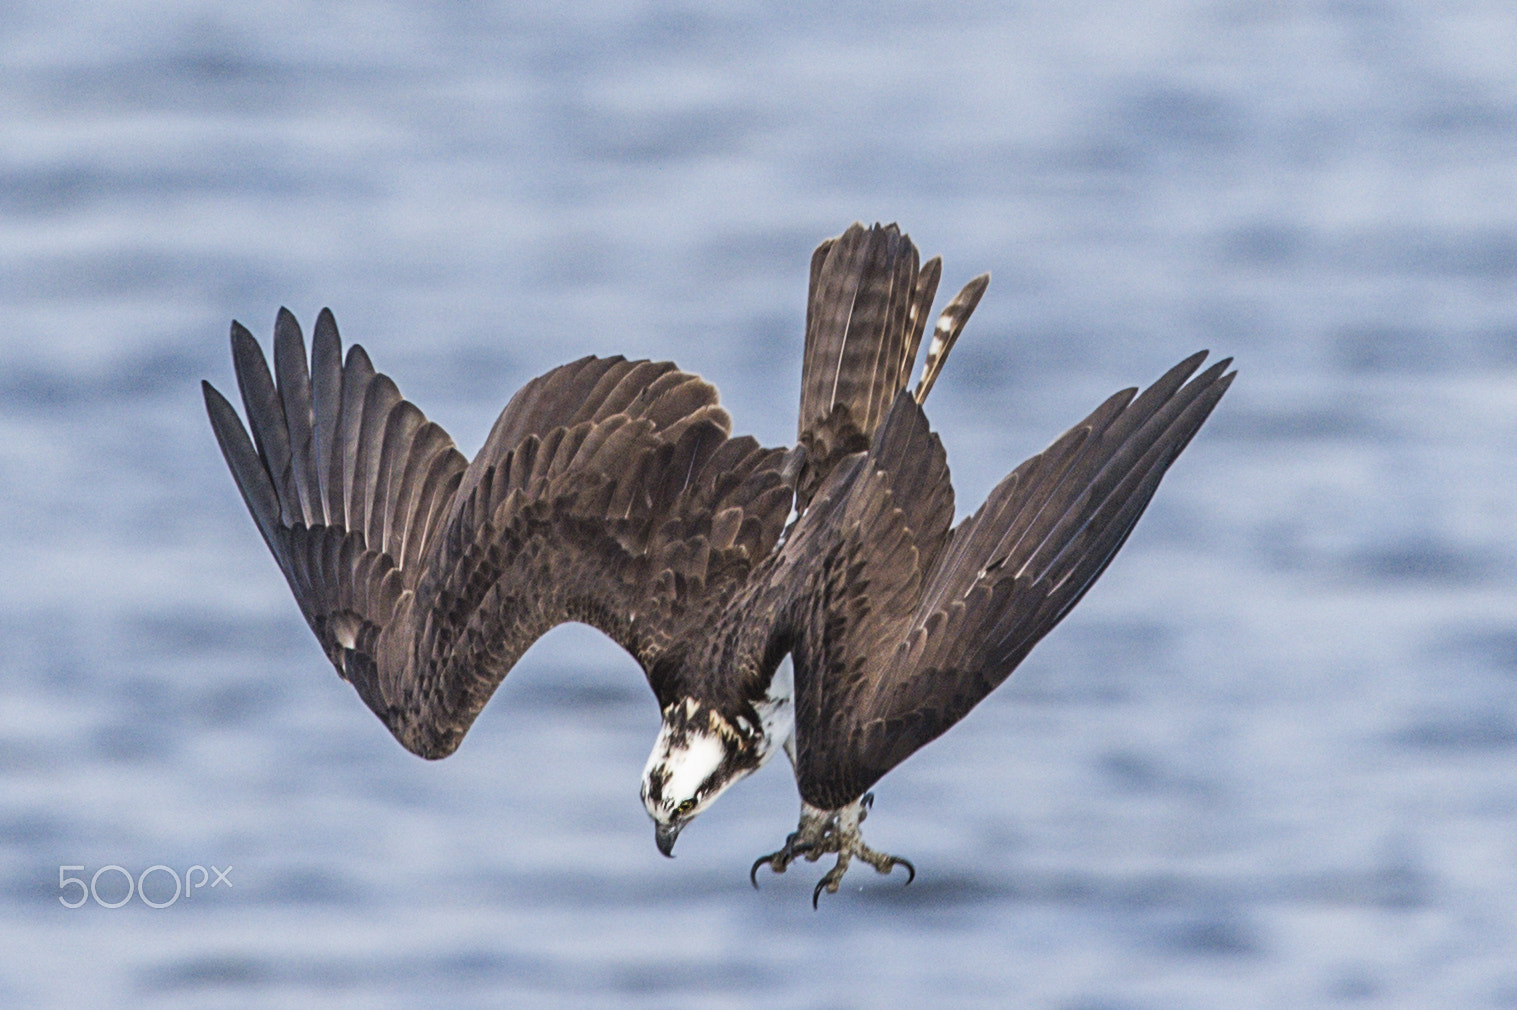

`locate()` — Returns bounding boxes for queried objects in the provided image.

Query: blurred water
[4,1,1517,1006]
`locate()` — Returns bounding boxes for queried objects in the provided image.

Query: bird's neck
[657,622,795,776]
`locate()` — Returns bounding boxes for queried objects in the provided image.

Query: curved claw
[810,855,914,907]
[755,798,912,905]
[749,841,814,889]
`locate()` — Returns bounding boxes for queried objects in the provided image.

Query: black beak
[655,821,681,858]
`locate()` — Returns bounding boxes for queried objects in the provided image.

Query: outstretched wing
[783,353,1235,809]
[205,309,791,758]
[203,308,468,693]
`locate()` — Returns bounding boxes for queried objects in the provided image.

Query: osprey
[204,223,1233,906]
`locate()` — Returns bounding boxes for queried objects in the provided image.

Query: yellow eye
[675,799,696,817]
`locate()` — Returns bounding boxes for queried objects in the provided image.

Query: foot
[750,792,915,907]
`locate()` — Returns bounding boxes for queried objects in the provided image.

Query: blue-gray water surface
[5,2,1517,1007]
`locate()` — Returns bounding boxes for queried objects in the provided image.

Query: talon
[757,799,910,905]
[750,839,816,888]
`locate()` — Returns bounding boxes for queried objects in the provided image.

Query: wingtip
[228,321,268,379]
[201,378,225,415]
[344,341,374,373]
[1191,353,1236,385]
[274,306,304,347]
[312,308,342,366]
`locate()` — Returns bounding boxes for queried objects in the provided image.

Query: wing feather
[204,382,284,561]
[273,308,319,525]
[309,309,343,524]
[230,322,297,527]
[334,344,375,527]
[782,354,1234,808]
[206,312,791,759]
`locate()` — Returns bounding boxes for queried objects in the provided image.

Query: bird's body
[205,222,1233,904]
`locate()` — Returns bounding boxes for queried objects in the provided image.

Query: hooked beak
[655,821,682,858]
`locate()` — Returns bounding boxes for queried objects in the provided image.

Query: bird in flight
[204,222,1233,906]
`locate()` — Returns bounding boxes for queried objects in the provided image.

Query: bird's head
[641,698,757,857]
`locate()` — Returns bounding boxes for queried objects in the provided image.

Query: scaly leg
[750,792,915,907]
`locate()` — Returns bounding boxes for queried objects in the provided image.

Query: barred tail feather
[913,272,989,404]
[793,223,986,507]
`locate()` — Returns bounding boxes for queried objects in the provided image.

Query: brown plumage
[204,222,1234,901]
[780,354,1232,809]
[206,310,791,758]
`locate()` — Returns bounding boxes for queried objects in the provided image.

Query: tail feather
[913,272,988,403]
[794,222,986,507]
[902,256,942,392]
[799,223,918,438]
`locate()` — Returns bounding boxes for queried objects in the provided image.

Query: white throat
[643,724,727,808]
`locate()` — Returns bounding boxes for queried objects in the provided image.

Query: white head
[641,698,757,856]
